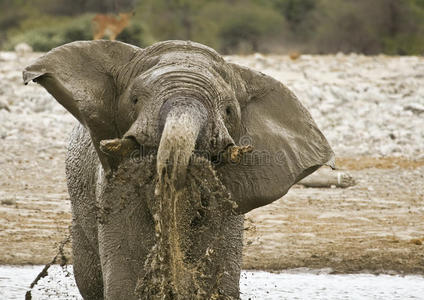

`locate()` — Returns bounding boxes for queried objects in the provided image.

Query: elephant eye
[225,106,232,116]
[132,97,138,105]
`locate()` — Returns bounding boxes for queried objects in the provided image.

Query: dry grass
[336,156,424,170]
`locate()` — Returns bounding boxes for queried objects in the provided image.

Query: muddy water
[1,265,423,300]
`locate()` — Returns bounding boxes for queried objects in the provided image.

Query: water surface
[1,265,423,299]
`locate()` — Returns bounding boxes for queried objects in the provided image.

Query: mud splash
[136,156,239,299]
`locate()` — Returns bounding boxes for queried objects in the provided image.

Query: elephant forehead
[147,55,218,77]
[161,49,216,63]
[144,40,225,64]
[138,63,227,96]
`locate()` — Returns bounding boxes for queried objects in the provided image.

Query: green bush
[271,0,315,27]
[5,15,93,51]
[382,0,424,55]
[312,0,424,55]
[193,2,286,54]
[2,0,424,55]
[383,34,424,55]
[4,14,150,51]
[115,20,152,47]
[268,0,317,42]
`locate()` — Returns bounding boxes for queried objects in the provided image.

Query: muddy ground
[0,50,423,274]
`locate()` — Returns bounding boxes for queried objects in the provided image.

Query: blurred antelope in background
[92,12,133,40]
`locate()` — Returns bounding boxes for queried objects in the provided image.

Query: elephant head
[23,40,334,214]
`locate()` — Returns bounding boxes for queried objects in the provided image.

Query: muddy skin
[99,102,245,298]
[100,103,246,299]
[23,40,333,299]
[97,154,244,299]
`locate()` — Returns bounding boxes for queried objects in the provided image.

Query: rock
[253,53,265,61]
[410,239,422,246]
[253,53,266,65]
[289,51,301,60]
[404,103,424,115]
[0,98,10,112]
[14,43,33,55]
[298,167,356,188]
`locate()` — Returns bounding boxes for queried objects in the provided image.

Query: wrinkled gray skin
[23,40,334,299]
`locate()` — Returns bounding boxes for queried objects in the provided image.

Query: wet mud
[136,156,240,299]
[98,155,242,299]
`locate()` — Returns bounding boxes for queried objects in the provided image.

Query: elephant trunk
[155,99,207,193]
[148,99,208,296]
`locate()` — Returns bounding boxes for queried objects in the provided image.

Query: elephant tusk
[99,138,138,157]
[224,145,254,164]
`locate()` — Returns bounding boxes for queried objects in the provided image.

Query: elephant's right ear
[23,40,142,172]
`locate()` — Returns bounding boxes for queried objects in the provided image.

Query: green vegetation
[4,15,92,52]
[1,0,423,55]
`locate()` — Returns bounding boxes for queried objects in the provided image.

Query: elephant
[23,40,334,299]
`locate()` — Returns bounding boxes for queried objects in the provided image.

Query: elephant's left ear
[23,40,142,172]
[218,63,335,214]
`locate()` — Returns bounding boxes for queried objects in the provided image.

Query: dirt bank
[0,50,423,274]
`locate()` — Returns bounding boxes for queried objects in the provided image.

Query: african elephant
[23,40,334,299]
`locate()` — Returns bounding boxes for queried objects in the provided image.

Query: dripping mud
[97,155,242,298]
